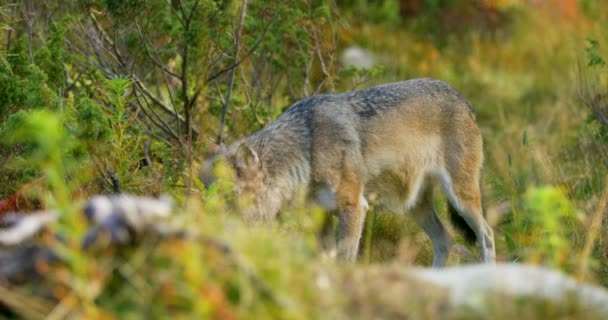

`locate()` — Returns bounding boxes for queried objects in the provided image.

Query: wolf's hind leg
[335,177,368,262]
[440,171,495,264]
[410,185,452,267]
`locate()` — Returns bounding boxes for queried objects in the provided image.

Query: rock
[0,211,58,285]
[410,263,608,314]
[82,194,174,248]
[340,45,375,69]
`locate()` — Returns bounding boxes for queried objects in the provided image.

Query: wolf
[199,78,495,266]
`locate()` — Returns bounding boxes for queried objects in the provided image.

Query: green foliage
[506,186,583,269]
[585,38,606,68]
[0,108,78,211]
[339,64,385,89]
[0,32,65,195]
[74,97,111,144]
[2,109,67,164]
[353,0,401,27]
[35,23,67,89]
[0,37,58,120]
[94,78,155,193]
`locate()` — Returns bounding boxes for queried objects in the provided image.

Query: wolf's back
[277,78,475,124]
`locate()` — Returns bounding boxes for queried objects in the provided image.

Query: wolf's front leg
[336,180,368,261]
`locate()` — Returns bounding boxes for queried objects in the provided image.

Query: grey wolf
[200,78,495,266]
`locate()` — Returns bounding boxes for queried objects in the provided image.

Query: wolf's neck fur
[247,121,313,203]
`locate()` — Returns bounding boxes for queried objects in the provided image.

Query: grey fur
[201,78,495,265]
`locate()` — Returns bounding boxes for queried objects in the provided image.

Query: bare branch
[132,76,199,136]
[5,1,17,52]
[206,12,273,83]
[186,0,201,25]
[133,89,182,142]
[168,0,186,27]
[135,21,181,79]
[135,19,183,134]
[21,1,37,64]
[64,69,84,95]
[217,0,248,145]
[86,12,200,139]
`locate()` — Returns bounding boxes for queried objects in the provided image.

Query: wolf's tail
[449,172,484,244]
[448,202,477,244]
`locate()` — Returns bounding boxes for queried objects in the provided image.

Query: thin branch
[217,0,248,145]
[313,29,329,80]
[186,0,201,24]
[310,24,335,96]
[302,48,314,97]
[206,12,273,83]
[133,87,182,142]
[64,69,84,95]
[108,170,121,193]
[135,15,183,137]
[239,64,253,106]
[135,21,181,79]
[5,1,17,52]
[168,0,186,27]
[182,28,191,143]
[132,76,199,136]
[205,45,232,75]
[21,2,35,64]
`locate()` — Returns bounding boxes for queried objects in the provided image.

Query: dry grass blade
[0,284,54,319]
[577,175,608,281]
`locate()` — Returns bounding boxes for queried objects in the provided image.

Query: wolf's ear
[235,143,260,170]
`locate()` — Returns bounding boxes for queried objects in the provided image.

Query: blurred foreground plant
[502,186,583,270]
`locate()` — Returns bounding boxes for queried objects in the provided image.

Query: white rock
[411,263,608,313]
[341,45,375,69]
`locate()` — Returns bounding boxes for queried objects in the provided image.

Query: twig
[64,69,84,95]
[134,21,181,135]
[142,139,152,167]
[310,23,336,96]
[133,89,182,143]
[217,0,248,145]
[5,1,17,52]
[108,170,120,193]
[132,76,199,137]
[179,0,201,144]
[206,14,273,84]
[21,1,36,64]
[88,12,199,139]
[302,47,314,97]
[135,21,180,80]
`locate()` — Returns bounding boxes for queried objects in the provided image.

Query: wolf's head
[200,142,277,222]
